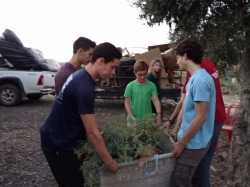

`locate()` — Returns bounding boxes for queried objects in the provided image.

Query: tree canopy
[130,0,250,65]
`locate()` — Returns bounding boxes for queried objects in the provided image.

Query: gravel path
[0,94,237,187]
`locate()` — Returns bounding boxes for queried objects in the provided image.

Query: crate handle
[144,154,159,176]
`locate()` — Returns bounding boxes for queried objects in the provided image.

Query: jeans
[192,122,223,187]
[42,149,84,187]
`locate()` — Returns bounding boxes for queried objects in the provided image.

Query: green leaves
[130,0,250,65]
[75,114,169,187]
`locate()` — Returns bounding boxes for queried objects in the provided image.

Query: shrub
[75,114,169,187]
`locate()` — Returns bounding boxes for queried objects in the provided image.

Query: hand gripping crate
[99,137,176,187]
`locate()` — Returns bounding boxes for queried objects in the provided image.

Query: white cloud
[0,0,170,62]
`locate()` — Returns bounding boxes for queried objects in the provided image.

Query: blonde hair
[133,60,149,73]
[148,58,162,78]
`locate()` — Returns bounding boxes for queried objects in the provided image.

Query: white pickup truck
[0,66,55,106]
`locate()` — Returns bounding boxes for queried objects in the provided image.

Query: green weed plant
[75,114,170,187]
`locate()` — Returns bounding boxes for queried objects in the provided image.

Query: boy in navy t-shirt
[40,42,122,187]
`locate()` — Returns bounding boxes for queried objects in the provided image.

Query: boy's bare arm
[179,101,208,145]
[152,95,162,124]
[124,98,131,115]
[170,93,186,121]
[171,108,183,141]
[164,93,186,129]
[125,97,136,123]
[80,114,118,172]
[152,95,161,114]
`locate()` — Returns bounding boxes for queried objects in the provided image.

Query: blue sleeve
[77,85,95,114]
[192,78,213,102]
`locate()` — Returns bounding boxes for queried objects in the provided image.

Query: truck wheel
[27,94,43,100]
[0,84,21,106]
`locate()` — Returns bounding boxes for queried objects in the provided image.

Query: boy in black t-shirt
[40,42,122,187]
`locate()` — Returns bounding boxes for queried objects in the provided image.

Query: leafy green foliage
[130,0,250,66]
[75,114,169,187]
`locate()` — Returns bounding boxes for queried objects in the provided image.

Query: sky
[0,0,170,62]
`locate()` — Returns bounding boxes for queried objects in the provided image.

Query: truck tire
[27,94,43,100]
[0,84,22,106]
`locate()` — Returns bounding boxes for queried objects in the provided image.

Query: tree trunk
[226,47,250,187]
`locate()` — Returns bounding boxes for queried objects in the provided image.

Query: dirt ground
[0,94,241,187]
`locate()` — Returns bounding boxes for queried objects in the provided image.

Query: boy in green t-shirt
[124,60,162,126]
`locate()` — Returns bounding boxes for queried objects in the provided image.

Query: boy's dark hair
[134,60,149,73]
[91,42,122,64]
[174,38,203,64]
[73,37,96,54]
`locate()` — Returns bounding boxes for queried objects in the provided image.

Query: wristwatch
[167,119,175,125]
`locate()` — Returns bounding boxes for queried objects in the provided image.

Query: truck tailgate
[43,72,55,87]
